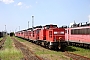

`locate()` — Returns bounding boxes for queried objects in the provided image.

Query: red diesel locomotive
[15,24,68,50]
[65,22,90,48]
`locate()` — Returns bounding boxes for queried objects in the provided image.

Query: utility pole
[32,16,34,38]
[5,25,7,35]
[28,21,29,40]
[28,21,29,28]
[67,25,69,45]
[5,25,6,32]
[32,16,34,30]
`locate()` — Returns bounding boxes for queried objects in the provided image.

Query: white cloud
[17,2,23,6]
[14,2,32,9]
[0,0,14,4]
[15,2,32,9]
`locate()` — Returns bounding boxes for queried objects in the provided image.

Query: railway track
[12,37,43,60]
[64,51,90,60]
[0,37,6,49]
[0,37,6,60]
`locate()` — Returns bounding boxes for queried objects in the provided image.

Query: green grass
[66,46,90,58]
[0,37,3,40]
[4,36,13,49]
[0,36,23,60]
[0,48,23,60]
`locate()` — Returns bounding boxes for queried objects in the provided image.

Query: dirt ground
[19,41,71,60]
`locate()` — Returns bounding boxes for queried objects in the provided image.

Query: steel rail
[12,37,43,60]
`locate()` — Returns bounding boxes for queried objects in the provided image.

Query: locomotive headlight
[54,32,58,34]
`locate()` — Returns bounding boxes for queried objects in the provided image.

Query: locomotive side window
[28,31,30,36]
[33,31,34,37]
[21,32,23,34]
[79,29,82,34]
[30,32,31,36]
[85,28,87,34]
[49,31,52,38]
[36,30,39,33]
[76,29,78,34]
[65,30,69,34]
[78,29,80,34]
[82,29,84,34]
[86,28,89,34]
[68,30,69,34]
[28,32,29,36]
[71,28,90,35]
[89,28,90,34]
[65,30,67,33]
[71,29,74,34]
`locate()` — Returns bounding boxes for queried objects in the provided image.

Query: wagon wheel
[88,45,90,48]
[58,46,61,49]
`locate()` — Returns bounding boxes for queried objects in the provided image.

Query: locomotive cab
[45,25,68,50]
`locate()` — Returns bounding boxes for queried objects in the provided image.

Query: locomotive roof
[59,25,67,28]
[27,26,42,30]
[33,25,42,29]
[44,25,57,27]
[71,22,90,28]
[27,28,32,30]
[22,30,27,31]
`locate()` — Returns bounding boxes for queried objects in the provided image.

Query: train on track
[0,32,6,38]
[15,24,68,50]
[65,22,90,48]
[15,22,90,50]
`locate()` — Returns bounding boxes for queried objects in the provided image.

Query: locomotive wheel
[88,45,90,48]
[58,46,61,49]
[48,45,52,49]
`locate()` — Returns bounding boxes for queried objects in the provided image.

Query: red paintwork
[65,26,90,44]
[31,30,36,40]
[28,30,31,39]
[15,24,65,43]
[30,29,41,40]
[46,28,65,42]
[39,29,46,40]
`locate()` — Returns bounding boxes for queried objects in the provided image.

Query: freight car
[15,24,68,50]
[65,22,90,48]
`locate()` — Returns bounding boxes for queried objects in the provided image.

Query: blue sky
[0,0,90,33]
